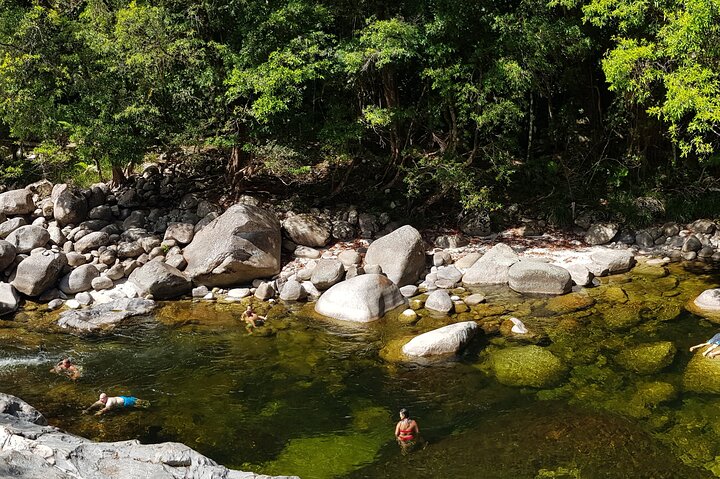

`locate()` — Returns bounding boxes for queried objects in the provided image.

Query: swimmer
[241,306,266,334]
[50,358,81,380]
[395,408,420,454]
[689,332,720,357]
[84,393,150,416]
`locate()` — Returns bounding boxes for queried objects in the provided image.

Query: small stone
[47,298,64,310]
[192,285,209,298]
[227,288,251,299]
[65,299,81,309]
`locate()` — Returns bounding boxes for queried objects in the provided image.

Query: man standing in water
[84,393,150,416]
[395,408,420,454]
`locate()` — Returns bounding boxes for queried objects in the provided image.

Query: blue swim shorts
[120,396,137,407]
[709,333,720,345]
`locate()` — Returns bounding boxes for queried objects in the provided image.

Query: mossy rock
[614,341,676,374]
[545,292,595,315]
[601,303,642,331]
[632,264,669,278]
[409,298,424,310]
[379,337,414,363]
[643,300,682,322]
[633,381,677,406]
[472,303,508,318]
[601,286,629,304]
[488,345,567,388]
[683,354,720,394]
[655,276,679,292]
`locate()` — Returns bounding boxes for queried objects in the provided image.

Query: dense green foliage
[1,0,719,216]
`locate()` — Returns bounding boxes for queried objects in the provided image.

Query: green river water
[2,261,720,478]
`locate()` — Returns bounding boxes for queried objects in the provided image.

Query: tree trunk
[110,165,126,187]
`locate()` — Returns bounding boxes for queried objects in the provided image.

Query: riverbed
[1,260,719,478]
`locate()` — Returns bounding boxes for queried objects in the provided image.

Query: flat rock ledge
[57,298,157,331]
[0,393,297,479]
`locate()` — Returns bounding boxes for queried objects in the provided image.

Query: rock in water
[0,282,19,317]
[364,225,426,287]
[183,204,281,287]
[57,298,156,331]
[402,321,479,357]
[489,345,566,388]
[315,274,406,322]
[507,261,572,295]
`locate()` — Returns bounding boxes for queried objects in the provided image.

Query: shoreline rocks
[0,393,297,479]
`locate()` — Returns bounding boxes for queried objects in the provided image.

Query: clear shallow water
[1,262,719,478]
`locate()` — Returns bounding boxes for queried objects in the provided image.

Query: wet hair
[399,408,409,419]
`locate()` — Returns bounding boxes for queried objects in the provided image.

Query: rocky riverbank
[2,166,720,333]
[0,393,297,479]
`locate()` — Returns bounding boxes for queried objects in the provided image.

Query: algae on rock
[487,345,567,388]
[614,341,676,374]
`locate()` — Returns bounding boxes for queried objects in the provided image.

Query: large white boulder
[0,282,19,317]
[0,189,34,215]
[402,321,479,357]
[52,184,88,226]
[11,250,67,297]
[462,243,518,286]
[5,226,50,254]
[508,261,572,295]
[315,274,406,322]
[364,225,426,287]
[0,239,17,272]
[58,264,100,294]
[282,214,331,247]
[693,289,720,312]
[589,247,635,276]
[129,260,191,299]
[183,204,281,287]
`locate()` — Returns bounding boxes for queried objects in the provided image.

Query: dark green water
[1,261,720,478]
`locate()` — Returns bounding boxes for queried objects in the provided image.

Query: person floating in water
[395,408,420,454]
[84,393,150,416]
[241,306,266,334]
[50,358,81,380]
[689,332,720,357]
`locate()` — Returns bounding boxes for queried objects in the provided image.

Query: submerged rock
[402,321,479,357]
[0,393,296,479]
[489,345,566,388]
[57,298,156,331]
[314,274,406,322]
[614,341,676,374]
[683,354,720,394]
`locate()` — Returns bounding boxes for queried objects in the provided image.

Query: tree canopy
[1,0,719,218]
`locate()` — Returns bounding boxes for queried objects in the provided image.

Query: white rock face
[402,321,479,357]
[508,261,572,295]
[315,274,406,322]
[462,243,518,286]
[0,189,34,215]
[589,247,635,275]
[0,282,19,316]
[424,289,454,313]
[694,289,720,311]
[183,204,281,287]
